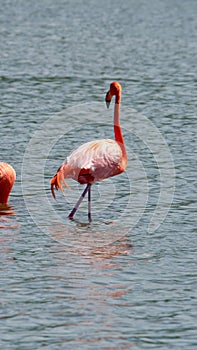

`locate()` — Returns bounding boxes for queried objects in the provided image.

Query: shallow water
[0,0,196,349]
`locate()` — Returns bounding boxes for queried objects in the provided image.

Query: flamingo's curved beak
[105,90,111,109]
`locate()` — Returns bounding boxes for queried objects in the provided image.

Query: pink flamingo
[50,81,127,221]
[0,162,16,205]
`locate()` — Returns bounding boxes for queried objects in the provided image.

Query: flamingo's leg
[68,184,91,220]
[88,184,92,222]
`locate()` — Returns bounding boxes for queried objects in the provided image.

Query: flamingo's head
[105,81,122,108]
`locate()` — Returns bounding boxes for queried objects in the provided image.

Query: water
[0,0,196,348]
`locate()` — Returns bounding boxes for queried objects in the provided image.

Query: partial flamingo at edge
[0,162,16,205]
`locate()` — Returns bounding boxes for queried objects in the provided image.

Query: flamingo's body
[0,162,16,205]
[52,138,126,190]
[50,81,127,220]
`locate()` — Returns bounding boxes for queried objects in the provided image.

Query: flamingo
[50,81,127,221]
[0,162,16,205]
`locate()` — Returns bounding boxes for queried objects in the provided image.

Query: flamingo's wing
[50,139,123,197]
[67,139,123,182]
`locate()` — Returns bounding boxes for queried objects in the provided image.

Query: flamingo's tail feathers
[50,175,57,199]
[50,164,70,199]
[62,176,70,190]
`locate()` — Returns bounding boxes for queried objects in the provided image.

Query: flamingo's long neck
[114,94,127,159]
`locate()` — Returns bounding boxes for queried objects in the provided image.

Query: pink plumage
[50,82,127,221]
[56,139,124,187]
[0,162,16,205]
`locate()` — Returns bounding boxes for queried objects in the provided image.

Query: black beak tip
[106,101,110,109]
